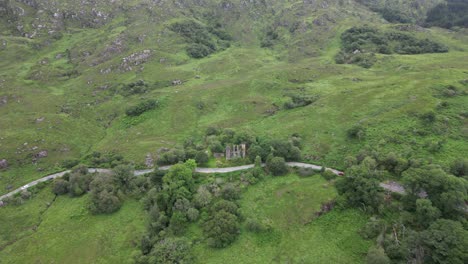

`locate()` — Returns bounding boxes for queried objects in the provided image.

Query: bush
[347,124,366,140]
[187,43,212,58]
[149,238,193,264]
[53,179,69,195]
[204,210,240,248]
[322,170,337,181]
[267,156,288,176]
[126,99,158,117]
[426,0,468,29]
[336,26,448,67]
[245,218,269,233]
[88,174,122,214]
[450,158,468,177]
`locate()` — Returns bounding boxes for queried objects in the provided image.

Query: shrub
[347,124,366,140]
[245,218,268,233]
[149,238,193,264]
[88,174,122,214]
[450,158,468,177]
[204,210,240,248]
[53,179,69,195]
[267,156,288,176]
[187,43,212,58]
[125,99,158,117]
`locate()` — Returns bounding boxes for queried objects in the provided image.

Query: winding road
[0,162,404,202]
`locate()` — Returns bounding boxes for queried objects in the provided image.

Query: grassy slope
[193,174,371,263]
[0,190,145,264]
[0,0,466,193]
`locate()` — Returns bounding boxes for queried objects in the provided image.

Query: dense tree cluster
[157,128,303,167]
[169,20,231,59]
[52,165,148,214]
[335,26,448,68]
[426,0,468,29]
[338,148,468,263]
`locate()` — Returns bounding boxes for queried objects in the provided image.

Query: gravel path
[1,162,403,201]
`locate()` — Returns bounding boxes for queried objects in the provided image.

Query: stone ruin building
[225,144,246,160]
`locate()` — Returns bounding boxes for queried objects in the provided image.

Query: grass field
[193,174,371,263]
[0,188,146,264]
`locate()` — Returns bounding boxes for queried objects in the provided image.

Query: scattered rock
[172,79,183,86]
[0,159,8,169]
[35,150,48,158]
[35,117,45,123]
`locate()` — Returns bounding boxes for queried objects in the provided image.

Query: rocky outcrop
[0,159,8,169]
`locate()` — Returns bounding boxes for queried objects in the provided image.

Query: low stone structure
[225,144,246,160]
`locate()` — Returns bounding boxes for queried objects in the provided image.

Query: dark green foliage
[204,209,240,248]
[336,158,384,212]
[68,166,92,197]
[422,219,468,264]
[119,80,148,96]
[187,43,212,58]
[261,29,279,48]
[283,94,320,110]
[87,151,125,168]
[149,238,193,264]
[347,123,366,140]
[194,151,209,165]
[157,148,186,165]
[112,164,134,193]
[267,156,288,176]
[379,8,412,23]
[53,179,69,195]
[169,20,230,58]
[415,199,441,228]
[426,0,468,29]
[245,218,269,233]
[336,26,448,67]
[220,183,241,201]
[450,158,468,178]
[88,174,122,214]
[402,165,467,220]
[126,99,158,117]
[61,159,80,169]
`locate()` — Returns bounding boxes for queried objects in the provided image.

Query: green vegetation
[426,0,468,28]
[0,0,467,263]
[336,26,448,67]
[193,174,371,263]
[0,191,145,263]
[126,99,159,117]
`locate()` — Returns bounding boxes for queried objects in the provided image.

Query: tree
[113,164,134,193]
[194,151,208,165]
[204,210,240,248]
[422,219,468,264]
[88,174,122,214]
[68,170,92,197]
[267,156,288,176]
[53,179,69,195]
[193,186,212,208]
[169,211,188,235]
[149,238,193,264]
[450,158,468,178]
[415,199,440,228]
[220,183,241,201]
[366,246,390,264]
[335,162,384,212]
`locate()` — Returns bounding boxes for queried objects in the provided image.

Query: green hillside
[0,0,467,263]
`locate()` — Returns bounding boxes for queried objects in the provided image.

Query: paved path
[0,162,346,201]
